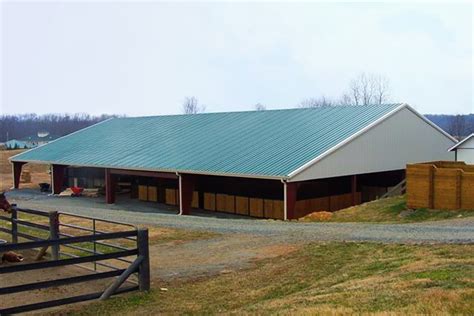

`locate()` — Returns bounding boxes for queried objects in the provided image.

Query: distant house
[449,133,474,164]
[5,131,58,150]
[5,139,31,149]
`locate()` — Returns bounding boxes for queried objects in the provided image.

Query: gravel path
[7,190,474,244]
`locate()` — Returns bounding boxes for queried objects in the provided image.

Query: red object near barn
[70,187,84,196]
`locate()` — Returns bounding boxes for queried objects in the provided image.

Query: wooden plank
[461,173,474,209]
[295,196,329,218]
[235,196,249,215]
[191,191,199,208]
[264,199,274,218]
[225,195,235,213]
[216,194,227,212]
[147,186,158,202]
[406,164,433,209]
[204,192,216,211]
[165,188,177,205]
[249,198,264,217]
[329,193,353,211]
[433,168,459,210]
[138,185,148,201]
[272,200,284,220]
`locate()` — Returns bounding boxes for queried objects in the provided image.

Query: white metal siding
[456,137,474,164]
[290,107,456,182]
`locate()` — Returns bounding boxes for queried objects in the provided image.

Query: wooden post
[428,165,435,209]
[11,206,18,243]
[12,162,26,189]
[179,174,195,215]
[105,169,116,204]
[49,211,60,260]
[137,229,150,291]
[456,170,462,209]
[52,164,67,194]
[351,175,357,206]
[285,182,298,220]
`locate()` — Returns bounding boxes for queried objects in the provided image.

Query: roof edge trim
[448,133,474,151]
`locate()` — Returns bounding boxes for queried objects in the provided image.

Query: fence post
[49,211,60,260]
[428,165,435,209]
[456,170,462,209]
[11,205,18,243]
[137,229,150,291]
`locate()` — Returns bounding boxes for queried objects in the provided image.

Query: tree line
[0,113,121,143]
[182,72,473,137]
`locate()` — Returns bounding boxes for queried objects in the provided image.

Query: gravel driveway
[6,190,474,244]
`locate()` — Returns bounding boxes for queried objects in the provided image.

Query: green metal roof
[11,104,403,179]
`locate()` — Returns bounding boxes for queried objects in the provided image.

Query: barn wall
[456,137,474,164]
[290,107,456,182]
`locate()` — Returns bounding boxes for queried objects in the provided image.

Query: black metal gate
[0,206,150,315]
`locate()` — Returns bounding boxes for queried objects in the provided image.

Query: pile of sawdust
[300,211,333,221]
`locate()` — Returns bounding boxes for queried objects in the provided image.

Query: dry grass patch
[0,149,50,191]
[58,242,473,315]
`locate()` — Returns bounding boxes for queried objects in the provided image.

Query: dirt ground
[0,149,50,191]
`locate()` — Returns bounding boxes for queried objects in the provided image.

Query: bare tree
[342,73,391,105]
[254,103,266,111]
[182,96,205,114]
[298,96,334,108]
[447,115,467,139]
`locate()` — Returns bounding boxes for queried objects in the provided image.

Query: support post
[285,182,298,220]
[137,229,150,291]
[52,164,67,194]
[100,256,144,300]
[351,175,357,206]
[49,211,60,260]
[105,169,116,204]
[11,206,18,243]
[179,174,195,215]
[12,162,26,189]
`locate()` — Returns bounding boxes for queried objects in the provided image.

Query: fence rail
[0,206,150,315]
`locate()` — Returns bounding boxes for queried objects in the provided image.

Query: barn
[10,104,456,220]
[449,133,474,164]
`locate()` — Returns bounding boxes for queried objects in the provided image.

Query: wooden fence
[294,192,361,218]
[406,161,474,210]
[203,193,284,219]
[135,186,361,220]
[0,207,150,314]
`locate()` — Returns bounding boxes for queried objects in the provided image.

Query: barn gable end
[289,106,456,182]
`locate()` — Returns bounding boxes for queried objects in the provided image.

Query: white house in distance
[449,133,474,164]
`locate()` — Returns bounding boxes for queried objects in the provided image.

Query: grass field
[59,242,474,315]
[301,196,474,223]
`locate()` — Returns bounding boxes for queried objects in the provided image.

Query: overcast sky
[1,1,472,116]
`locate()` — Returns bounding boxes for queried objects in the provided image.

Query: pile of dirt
[300,211,333,221]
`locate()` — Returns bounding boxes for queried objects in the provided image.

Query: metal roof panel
[11,104,404,178]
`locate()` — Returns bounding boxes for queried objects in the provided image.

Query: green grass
[302,195,474,223]
[58,242,474,315]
